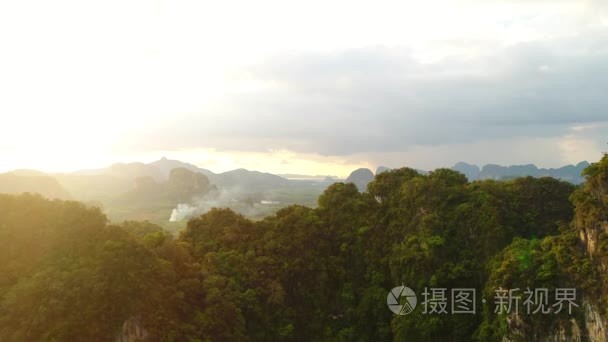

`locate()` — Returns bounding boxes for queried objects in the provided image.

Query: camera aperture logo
[387,285,417,315]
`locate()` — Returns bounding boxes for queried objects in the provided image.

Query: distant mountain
[20,158,305,209]
[544,162,590,184]
[75,157,214,182]
[278,174,339,180]
[452,162,481,181]
[72,158,288,191]
[4,156,592,227]
[0,171,72,199]
[451,161,589,184]
[75,162,163,181]
[116,167,217,207]
[54,173,132,202]
[1,159,333,223]
[346,168,375,192]
[213,168,289,191]
[148,158,290,191]
[149,157,215,179]
[346,161,590,194]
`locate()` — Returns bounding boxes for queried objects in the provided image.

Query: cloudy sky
[1,0,607,176]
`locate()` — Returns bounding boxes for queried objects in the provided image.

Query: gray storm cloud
[130,27,608,164]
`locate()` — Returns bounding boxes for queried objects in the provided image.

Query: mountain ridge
[349,161,589,192]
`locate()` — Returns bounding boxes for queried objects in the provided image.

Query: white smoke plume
[169,203,200,222]
[168,187,281,222]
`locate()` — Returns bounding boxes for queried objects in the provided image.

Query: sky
[1,0,607,177]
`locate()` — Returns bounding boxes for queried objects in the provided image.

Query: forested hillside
[1,154,606,341]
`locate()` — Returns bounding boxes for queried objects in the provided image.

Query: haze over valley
[0,157,593,230]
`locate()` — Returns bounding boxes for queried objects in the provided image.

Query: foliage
[0,155,603,341]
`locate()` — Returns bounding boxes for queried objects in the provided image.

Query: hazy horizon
[0,155,594,179]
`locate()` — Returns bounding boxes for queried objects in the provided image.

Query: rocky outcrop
[449,161,589,184]
[116,316,148,342]
[168,167,212,195]
[501,301,606,341]
[501,156,608,341]
[346,168,375,192]
[584,301,608,342]
[546,319,581,342]
[451,162,480,181]
[579,222,608,258]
